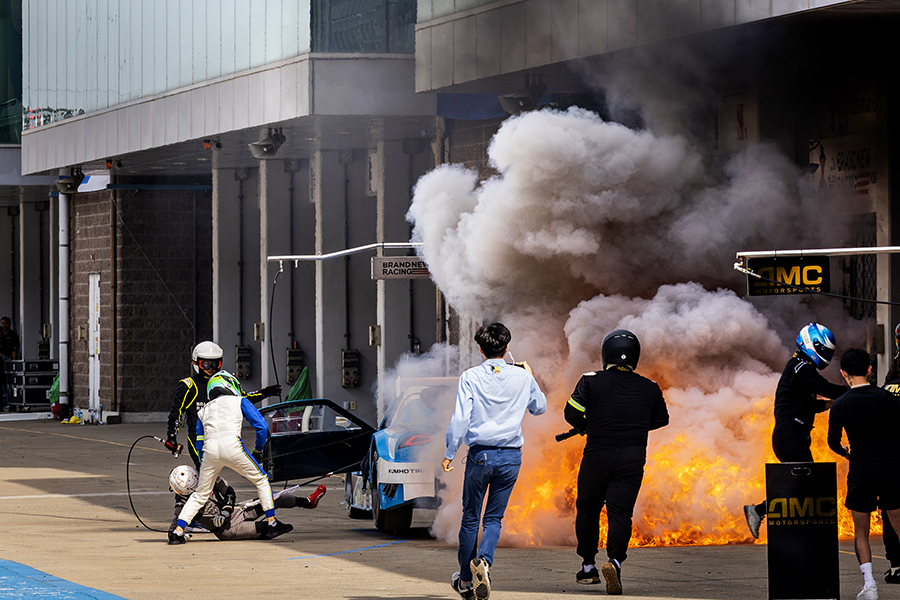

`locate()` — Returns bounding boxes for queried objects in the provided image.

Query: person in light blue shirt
[442,323,547,600]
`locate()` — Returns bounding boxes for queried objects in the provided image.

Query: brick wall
[69,189,212,414]
[70,192,112,411]
[446,116,504,178]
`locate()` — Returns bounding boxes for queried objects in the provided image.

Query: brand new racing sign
[746,257,830,296]
[371,257,430,280]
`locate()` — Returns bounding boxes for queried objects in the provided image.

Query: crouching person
[167,465,326,541]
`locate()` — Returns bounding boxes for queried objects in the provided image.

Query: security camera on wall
[249,128,286,159]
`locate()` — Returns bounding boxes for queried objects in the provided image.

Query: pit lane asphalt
[0,420,891,600]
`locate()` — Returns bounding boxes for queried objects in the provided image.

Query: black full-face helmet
[601,329,641,371]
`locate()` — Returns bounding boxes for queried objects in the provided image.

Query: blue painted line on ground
[0,559,126,599]
[288,540,406,560]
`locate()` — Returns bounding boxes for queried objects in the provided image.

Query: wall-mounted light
[203,139,223,151]
[56,167,85,194]
[249,128,286,159]
[499,75,547,116]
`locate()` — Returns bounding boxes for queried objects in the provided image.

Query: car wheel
[371,452,413,533]
[344,474,371,519]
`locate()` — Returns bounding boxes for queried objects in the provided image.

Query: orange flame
[498,386,882,548]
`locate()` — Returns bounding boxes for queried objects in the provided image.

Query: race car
[343,377,457,532]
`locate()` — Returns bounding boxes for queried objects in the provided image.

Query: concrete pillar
[259,160,293,395]
[19,198,44,359]
[289,161,317,391]
[373,140,413,421]
[49,194,59,359]
[0,206,14,320]
[212,166,261,387]
[313,150,349,403]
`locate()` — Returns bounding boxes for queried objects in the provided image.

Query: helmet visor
[198,358,221,372]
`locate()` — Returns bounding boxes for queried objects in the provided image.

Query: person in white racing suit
[168,370,288,544]
[167,465,326,541]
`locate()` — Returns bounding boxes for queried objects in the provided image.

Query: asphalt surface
[0,419,894,600]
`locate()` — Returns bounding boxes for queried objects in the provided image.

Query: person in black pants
[881,327,900,584]
[743,323,846,539]
[565,330,669,595]
[827,348,900,600]
[165,341,280,468]
[0,316,20,410]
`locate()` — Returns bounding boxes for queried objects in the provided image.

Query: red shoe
[307,484,326,509]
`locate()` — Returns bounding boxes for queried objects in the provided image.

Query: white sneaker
[858,582,878,600]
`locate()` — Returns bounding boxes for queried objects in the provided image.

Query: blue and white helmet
[796,323,836,369]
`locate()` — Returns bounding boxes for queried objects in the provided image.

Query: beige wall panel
[669,0,702,37]
[578,0,608,57]
[416,28,433,93]
[232,76,251,131]
[173,90,189,142]
[84,118,96,165]
[204,85,220,139]
[73,118,86,166]
[296,61,311,117]
[432,24,455,89]
[773,0,809,16]
[262,69,282,125]
[736,0,770,23]
[477,9,502,79]
[248,72,267,129]
[127,106,143,157]
[138,102,153,151]
[280,62,299,121]
[218,80,235,134]
[163,95,178,147]
[551,0,580,63]
[62,119,75,168]
[500,4,527,74]
[637,0,668,45]
[106,113,119,159]
[454,16,478,84]
[700,0,734,28]
[93,116,107,164]
[608,0,638,51]
[525,0,553,68]
[188,89,206,140]
[152,98,167,148]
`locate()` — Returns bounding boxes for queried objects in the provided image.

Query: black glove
[164,435,182,456]
[259,384,282,398]
[251,449,264,463]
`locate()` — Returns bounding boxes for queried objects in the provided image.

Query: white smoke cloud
[404,107,857,547]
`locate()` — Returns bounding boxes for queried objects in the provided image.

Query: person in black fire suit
[165,341,280,468]
[166,465,326,541]
[742,322,847,539]
[564,329,669,595]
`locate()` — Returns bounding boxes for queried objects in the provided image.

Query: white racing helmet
[191,341,223,375]
[169,465,199,496]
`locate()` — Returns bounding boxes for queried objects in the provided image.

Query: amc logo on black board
[747,257,830,296]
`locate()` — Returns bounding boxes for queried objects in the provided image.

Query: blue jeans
[458,446,521,580]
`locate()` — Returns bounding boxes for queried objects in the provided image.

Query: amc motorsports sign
[747,257,830,296]
[371,257,431,280]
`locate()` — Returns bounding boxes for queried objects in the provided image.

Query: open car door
[259,399,375,482]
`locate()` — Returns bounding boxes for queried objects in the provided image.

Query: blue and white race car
[344,377,457,532]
